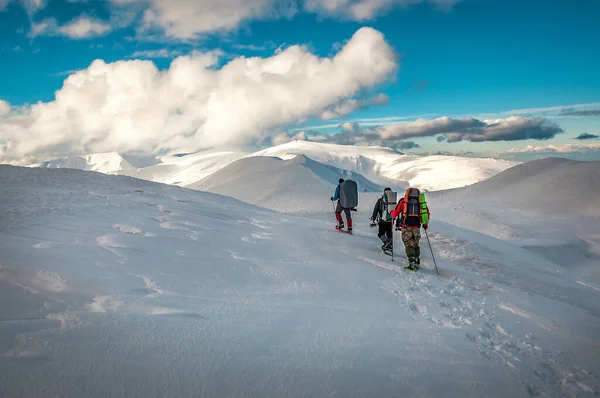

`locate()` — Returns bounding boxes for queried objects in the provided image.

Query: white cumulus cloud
[138,0,295,39]
[0,100,10,116]
[0,27,398,165]
[58,15,113,38]
[30,15,113,39]
[3,0,463,40]
[109,0,462,40]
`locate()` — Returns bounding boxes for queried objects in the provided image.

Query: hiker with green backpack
[391,187,431,270]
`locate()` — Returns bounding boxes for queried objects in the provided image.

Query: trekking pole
[424,229,440,275]
[391,232,394,261]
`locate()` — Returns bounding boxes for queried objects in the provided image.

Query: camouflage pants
[401,228,421,264]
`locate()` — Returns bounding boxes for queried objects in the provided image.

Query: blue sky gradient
[1,0,599,162]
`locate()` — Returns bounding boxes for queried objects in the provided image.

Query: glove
[423,224,428,230]
[330,197,333,201]
[369,218,376,227]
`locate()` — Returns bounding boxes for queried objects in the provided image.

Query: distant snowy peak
[30,152,161,174]
[248,140,406,187]
[251,140,404,159]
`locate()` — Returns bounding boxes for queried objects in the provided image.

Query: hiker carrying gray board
[331,178,358,234]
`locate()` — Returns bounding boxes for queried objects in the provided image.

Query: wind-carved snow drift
[1,164,599,397]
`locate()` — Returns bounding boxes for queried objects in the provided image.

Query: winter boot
[380,236,392,254]
[347,218,353,233]
[384,238,393,250]
[380,235,388,249]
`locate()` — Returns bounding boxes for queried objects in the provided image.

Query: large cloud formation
[0,27,398,164]
[270,115,564,147]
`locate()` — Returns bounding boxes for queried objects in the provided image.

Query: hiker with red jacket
[391,187,430,270]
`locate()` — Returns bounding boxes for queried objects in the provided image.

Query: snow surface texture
[29,140,519,192]
[1,164,599,397]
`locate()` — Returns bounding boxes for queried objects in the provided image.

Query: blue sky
[1,0,599,163]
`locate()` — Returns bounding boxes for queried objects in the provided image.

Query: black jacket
[371,197,390,223]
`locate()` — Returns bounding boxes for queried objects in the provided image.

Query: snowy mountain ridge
[27,140,520,192]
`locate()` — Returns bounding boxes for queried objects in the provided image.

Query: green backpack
[419,192,429,224]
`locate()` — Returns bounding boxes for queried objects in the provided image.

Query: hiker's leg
[343,207,351,220]
[407,229,421,265]
[335,202,344,226]
[344,208,353,230]
[378,222,389,243]
[386,222,393,240]
[402,228,415,263]
[383,222,393,248]
[413,229,422,264]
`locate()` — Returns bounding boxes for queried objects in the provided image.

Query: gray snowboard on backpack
[339,180,358,209]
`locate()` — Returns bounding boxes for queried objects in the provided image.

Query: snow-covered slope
[28,141,518,192]
[428,157,600,281]
[189,154,383,213]
[434,157,600,216]
[248,140,519,191]
[1,165,600,397]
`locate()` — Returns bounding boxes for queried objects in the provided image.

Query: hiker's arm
[390,201,402,219]
[331,186,339,201]
[371,199,380,221]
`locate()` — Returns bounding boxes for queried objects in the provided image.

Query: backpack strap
[402,188,410,224]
